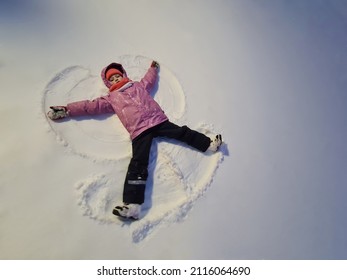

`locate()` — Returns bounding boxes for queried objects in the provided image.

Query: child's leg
[123,132,153,205]
[154,121,211,152]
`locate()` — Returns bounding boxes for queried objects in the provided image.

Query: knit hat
[106,68,123,80]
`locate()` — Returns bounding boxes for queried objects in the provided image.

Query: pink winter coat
[66,63,168,140]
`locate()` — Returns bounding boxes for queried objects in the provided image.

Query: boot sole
[112,208,139,220]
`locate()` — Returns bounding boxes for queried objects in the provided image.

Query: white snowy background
[1,0,347,259]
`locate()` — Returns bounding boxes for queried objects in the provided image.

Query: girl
[47,61,222,220]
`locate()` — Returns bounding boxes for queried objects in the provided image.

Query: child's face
[109,74,123,85]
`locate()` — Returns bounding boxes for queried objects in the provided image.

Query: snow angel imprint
[47,60,223,220]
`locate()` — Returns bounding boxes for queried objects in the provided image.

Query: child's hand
[151,61,160,69]
[47,106,68,120]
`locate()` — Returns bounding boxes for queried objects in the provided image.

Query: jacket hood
[101,62,128,88]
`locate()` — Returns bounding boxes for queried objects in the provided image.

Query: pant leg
[123,132,153,204]
[155,121,211,152]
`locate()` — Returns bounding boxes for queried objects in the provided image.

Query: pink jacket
[66,63,168,140]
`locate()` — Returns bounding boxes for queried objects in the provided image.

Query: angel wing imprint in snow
[42,55,223,242]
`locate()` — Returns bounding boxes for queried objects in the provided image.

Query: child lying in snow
[47,61,222,220]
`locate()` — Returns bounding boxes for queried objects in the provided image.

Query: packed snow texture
[1,0,347,259]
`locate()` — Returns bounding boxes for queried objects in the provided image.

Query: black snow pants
[123,120,211,204]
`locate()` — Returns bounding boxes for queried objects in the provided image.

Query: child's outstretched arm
[139,61,160,92]
[47,97,114,121]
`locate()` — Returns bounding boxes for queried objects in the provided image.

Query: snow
[1,0,347,259]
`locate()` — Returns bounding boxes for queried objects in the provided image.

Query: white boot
[113,204,141,220]
[208,134,222,152]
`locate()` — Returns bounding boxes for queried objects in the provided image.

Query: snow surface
[1,0,347,259]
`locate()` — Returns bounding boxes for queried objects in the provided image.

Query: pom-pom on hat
[106,68,123,80]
